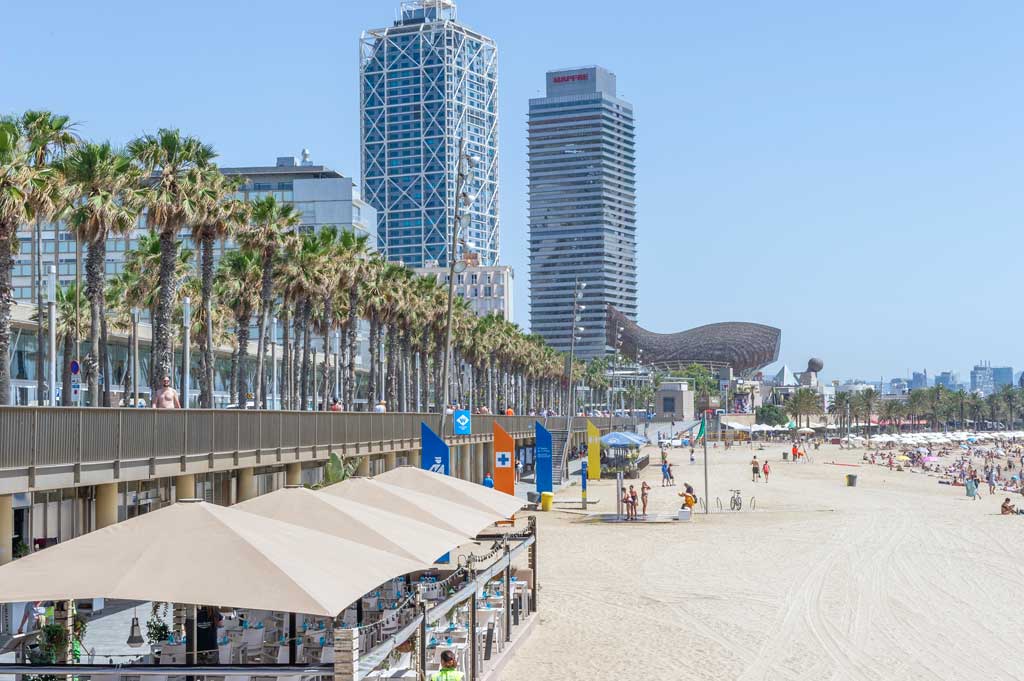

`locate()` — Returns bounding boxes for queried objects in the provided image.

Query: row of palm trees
[827,385,1024,434]
[0,111,576,411]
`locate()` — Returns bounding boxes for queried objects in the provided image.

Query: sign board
[71,382,81,400]
[719,379,731,392]
[70,360,80,376]
[534,422,553,494]
[492,422,515,495]
[586,419,601,480]
[453,410,472,435]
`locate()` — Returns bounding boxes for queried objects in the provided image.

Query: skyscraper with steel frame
[528,66,638,358]
[361,0,500,268]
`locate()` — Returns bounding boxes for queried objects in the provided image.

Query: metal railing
[0,408,631,472]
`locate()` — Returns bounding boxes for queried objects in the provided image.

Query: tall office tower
[361,0,500,268]
[528,66,637,358]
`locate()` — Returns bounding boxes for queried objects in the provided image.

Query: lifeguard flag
[586,419,601,480]
[492,422,516,495]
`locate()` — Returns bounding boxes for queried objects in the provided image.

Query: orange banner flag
[493,422,516,496]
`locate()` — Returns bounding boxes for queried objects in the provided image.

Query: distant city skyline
[4,0,1023,378]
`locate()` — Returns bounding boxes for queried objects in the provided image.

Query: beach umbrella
[915,447,930,454]
[237,486,469,564]
[601,432,645,447]
[0,500,423,616]
[896,455,911,461]
[960,444,970,450]
[797,427,815,435]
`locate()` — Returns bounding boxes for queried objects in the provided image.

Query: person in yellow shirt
[432,650,464,681]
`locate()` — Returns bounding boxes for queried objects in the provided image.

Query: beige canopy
[0,500,422,616]
[237,487,467,563]
[320,478,500,537]
[376,466,523,518]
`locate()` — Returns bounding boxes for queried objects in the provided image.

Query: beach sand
[502,442,1024,681]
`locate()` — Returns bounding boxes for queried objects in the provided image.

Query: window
[662,397,676,413]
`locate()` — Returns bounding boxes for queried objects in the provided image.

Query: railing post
[334,626,359,681]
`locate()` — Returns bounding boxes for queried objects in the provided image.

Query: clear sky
[4,0,1023,382]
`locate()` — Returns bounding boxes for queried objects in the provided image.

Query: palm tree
[238,195,300,409]
[858,388,878,437]
[787,388,822,429]
[128,129,215,388]
[191,170,248,407]
[907,389,928,432]
[0,118,53,404]
[59,142,141,406]
[21,111,78,403]
[215,250,261,406]
[336,231,372,409]
[984,393,1004,430]
[927,385,946,432]
[879,399,904,434]
[1000,385,1018,430]
[828,392,851,431]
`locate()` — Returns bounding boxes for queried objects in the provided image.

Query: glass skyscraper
[360,0,500,268]
[528,66,637,358]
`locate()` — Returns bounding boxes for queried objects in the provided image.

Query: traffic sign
[70,360,80,376]
[71,382,81,400]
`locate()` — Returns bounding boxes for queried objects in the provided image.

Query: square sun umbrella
[320,477,503,538]
[374,466,524,519]
[0,499,423,617]
[237,486,470,564]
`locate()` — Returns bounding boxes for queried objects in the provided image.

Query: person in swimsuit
[640,481,651,517]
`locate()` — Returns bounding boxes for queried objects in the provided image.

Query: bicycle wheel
[730,497,740,511]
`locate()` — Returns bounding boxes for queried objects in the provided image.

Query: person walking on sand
[661,461,670,487]
[762,459,771,483]
[751,455,761,482]
[641,480,651,517]
[667,463,676,486]
[152,376,181,409]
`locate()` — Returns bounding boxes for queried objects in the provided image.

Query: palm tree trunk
[300,300,312,411]
[236,313,251,407]
[229,346,238,404]
[84,239,105,406]
[154,228,178,387]
[346,286,358,410]
[420,346,429,413]
[0,226,15,405]
[62,333,73,406]
[253,255,273,410]
[385,327,397,409]
[100,313,111,407]
[201,235,216,408]
[366,318,379,411]
[280,308,291,410]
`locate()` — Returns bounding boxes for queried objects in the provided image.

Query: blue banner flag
[535,422,553,494]
[453,409,472,435]
[421,422,450,475]
[421,422,451,563]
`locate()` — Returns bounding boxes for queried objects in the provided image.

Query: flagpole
[702,413,709,515]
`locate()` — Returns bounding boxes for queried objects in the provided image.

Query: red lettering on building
[553,73,589,84]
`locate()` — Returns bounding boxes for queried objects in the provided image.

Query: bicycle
[729,489,743,511]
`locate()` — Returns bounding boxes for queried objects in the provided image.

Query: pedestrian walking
[762,460,771,483]
[751,455,761,482]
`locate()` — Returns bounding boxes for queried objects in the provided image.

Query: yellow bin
[540,491,554,512]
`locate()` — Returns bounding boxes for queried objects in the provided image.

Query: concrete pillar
[483,441,495,478]
[334,627,359,681]
[409,449,422,469]
[385,452,397,471]
[237,468,257,503]
[0,495,13,565]
[95,483,119,529]
[460,444,472,481]
[175,474,196,501]
[286,462,302,486]
[473,442,485,483]
[356,455,370,477]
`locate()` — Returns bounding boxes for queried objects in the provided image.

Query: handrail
[0,408,632,473]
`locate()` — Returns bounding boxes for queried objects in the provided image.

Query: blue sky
[4,0,1023,382]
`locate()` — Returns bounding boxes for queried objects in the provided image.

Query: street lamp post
[608,326,623,432]
[566,279,586,419]
[130,308,139,408]
[182,297,191,409]
[270,317,278,410]
[46,265,56,406]
[439,138,476,433]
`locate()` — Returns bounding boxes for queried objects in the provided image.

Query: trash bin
[782,452,789,461]
[846,474,858,487]
[540,491,554,511]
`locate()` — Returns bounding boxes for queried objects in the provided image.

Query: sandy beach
[502,442,1024,681]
